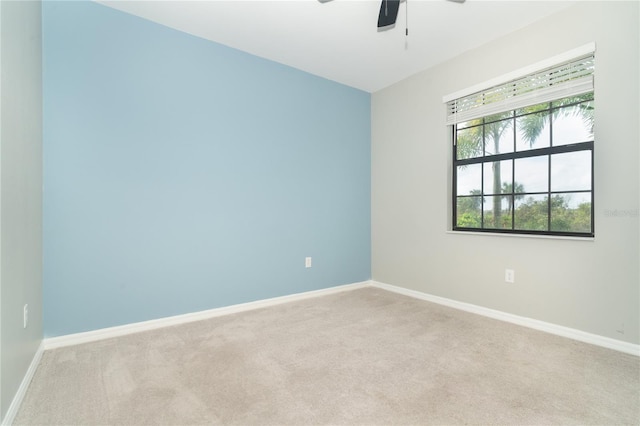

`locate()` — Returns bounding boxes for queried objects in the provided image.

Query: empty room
[1,0,638,424]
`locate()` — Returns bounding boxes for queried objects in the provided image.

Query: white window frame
[444,43,596,238]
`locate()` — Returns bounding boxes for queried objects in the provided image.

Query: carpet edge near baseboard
[12,279,637,426]
[42,279,640,357]
[371,280,640,357]
[42,280,372,351]
[1,341,44,426]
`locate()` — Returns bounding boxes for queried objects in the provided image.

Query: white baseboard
[371,280,640,357]
[43,278,640,357]
[2,341,44,426]
[8,278,638,426]
[44,280,371,350]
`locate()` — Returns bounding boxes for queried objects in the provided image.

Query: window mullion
[547,105,553,232]
[547,154,552,232]
[511,116,516,230]
[451,90,593,237]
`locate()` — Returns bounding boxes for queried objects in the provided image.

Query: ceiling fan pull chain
[405,0,408,36]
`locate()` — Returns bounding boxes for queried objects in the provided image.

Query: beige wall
[372,1,639,343]
[0,0,43,420]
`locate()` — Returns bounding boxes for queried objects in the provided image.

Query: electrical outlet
[305,257,312,268]
[505,269,515,283]
[23,304,29,329]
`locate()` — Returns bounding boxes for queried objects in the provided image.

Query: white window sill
[446,230,594,242]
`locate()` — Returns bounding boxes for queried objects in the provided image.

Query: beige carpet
[14,287,640,425]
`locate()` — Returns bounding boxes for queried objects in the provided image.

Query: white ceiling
[99,0,576,93]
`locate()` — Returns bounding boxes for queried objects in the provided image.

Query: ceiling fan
[319,0,466,32]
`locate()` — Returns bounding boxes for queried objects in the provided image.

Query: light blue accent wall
[43,1,371,337]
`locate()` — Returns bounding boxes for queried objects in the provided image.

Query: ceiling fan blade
[320,0,464,32]
[377,0,401,30]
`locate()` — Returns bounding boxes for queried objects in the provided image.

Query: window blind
[445,49,595,125]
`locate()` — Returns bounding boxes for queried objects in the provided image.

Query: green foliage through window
[453,93,594,237]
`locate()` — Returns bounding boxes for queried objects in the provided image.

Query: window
[445,45,595,237]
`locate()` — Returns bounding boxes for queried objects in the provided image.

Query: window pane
[483,195,511,229]
[456,164,481,196]
[484,119,514,156]
[457,126,483,160]
[483,160,512,195]
[516,112,550,151]
[550,151,591,192]
[452,91,594,237]
[550,193,592,233]
[457,197,482,228]
[552,101,594,146]
[515,156,548,193]
[514,195,548,231]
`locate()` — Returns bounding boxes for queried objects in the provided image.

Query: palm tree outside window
[446,46,595,237]
[453,93,594,236]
